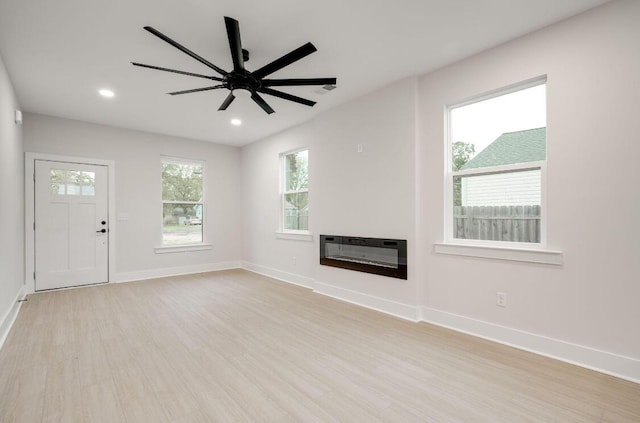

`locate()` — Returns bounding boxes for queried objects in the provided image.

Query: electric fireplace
[320,235,407,279]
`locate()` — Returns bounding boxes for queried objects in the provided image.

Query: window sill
[434,242,562,265]
[155,244,213,254]
[275,231,314,242]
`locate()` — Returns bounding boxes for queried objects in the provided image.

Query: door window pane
[50,169,66,195]
[50,169,96,196]
[80,172,95,196]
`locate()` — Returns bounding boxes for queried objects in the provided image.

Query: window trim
[279,148,310,235]
[159,156,206,249]
[443,78,551,253]
[154,243,212,254]
[451,76,547,110]
[433,242,562,265]
[275,231,313,242]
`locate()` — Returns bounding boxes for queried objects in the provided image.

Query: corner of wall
[0,52,26,349]
[0,285,26,349]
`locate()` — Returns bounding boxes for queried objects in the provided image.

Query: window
[50,169,95,196]
[280,149,309,232]
[161,158,204,245]
[447,79,546,245]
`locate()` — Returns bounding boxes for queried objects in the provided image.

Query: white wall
[23,114,242,281]
[313,78,417,310]
[241,121,318,287]
[242,0,640,379]
[242,77,418,314]
[0,52,24,339]
[418,0,640,361]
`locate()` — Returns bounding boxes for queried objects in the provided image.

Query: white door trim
[25,152,116,294]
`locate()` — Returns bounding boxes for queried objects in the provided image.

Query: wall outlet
[292,256,297,266]
[357,143,363,153]
[496,292,507,307]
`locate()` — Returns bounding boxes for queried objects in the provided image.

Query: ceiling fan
[132,16,337,114]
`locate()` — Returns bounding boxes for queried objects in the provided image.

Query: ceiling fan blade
[131,62,223,81]
[252,42,317,79]
[251,92,275,114]
[218,92,236,110]
[144,26,227,76]
[224,17,244,72]
[261,77,336,87]
[258,87,316,107]
[168,85,225,95]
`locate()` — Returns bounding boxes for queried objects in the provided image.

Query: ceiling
[0,0,610,146]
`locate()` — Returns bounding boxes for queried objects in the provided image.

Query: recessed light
[98,89,115,98]
[231,118,242,126]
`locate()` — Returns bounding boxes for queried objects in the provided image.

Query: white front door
[34,160,109,291]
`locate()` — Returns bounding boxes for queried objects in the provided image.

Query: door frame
[25,152,116,294]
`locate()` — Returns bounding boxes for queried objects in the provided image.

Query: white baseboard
[314,281,420,322]
[241,261,316,289]
[0,284,27,349]
[108,260,640,384]
[240,263,640,383]
[113,261,241,283]
[420,306,640,384]
[240,262,418,321]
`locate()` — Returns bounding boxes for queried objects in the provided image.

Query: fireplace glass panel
[320,235,407,279]
[324,243,399,269]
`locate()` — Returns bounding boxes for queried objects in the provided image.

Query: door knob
[96,229,107,233]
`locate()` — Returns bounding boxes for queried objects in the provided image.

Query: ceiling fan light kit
[232,88,252,99]
[132,16,336,114]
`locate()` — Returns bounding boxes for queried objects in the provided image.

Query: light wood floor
[0,270,638,422]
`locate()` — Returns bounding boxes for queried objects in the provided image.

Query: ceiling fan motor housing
[226,71,260,93]
[132,16,336,114]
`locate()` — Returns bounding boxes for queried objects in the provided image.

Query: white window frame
[156,156,211,253]
[277,148,312,241]
[439,77,562,265]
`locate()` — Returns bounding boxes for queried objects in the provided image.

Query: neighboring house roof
[460,127,546,170]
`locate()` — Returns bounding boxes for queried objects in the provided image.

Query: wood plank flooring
[0,269,638,422]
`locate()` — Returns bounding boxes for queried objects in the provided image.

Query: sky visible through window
[451,84,546,160]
